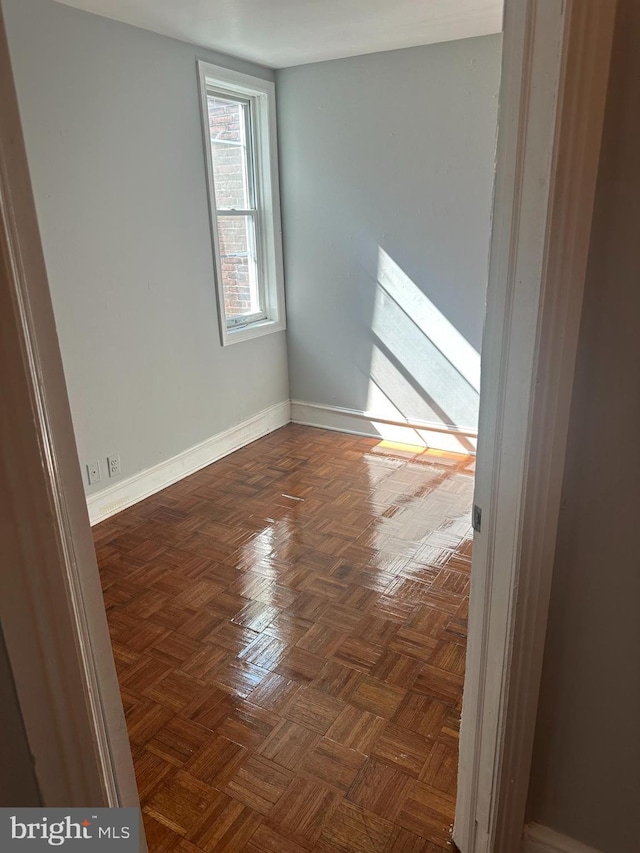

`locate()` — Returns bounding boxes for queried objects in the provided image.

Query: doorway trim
[454,1,617,851]
[0,3,141,835]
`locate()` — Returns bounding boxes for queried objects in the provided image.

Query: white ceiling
[53,0,503,69]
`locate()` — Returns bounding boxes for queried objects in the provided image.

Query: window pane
[216,215,262,321]
[207,95,252,211]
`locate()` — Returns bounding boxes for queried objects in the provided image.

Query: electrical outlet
[87,461,101,486]
[107,454,121,478]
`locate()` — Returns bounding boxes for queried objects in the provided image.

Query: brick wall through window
[208,97,255,319]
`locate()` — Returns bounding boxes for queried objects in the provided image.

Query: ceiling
[53,0,503,69]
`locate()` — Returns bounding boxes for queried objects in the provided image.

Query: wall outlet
[87,460,101,486]
[107,454,121,478]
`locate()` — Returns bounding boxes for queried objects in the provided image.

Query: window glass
[216,214,262,322]
[207,95,252,211]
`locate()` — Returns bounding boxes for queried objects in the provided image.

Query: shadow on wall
[359,248,480,452]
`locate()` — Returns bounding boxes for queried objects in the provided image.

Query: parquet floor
[93,424,475,852]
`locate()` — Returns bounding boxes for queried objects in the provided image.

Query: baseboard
[290,400,477,455]
[522,823,602,853]
[87,401,291,525]
[88,397,476,525]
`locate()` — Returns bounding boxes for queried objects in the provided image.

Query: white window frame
[197,61,286,346]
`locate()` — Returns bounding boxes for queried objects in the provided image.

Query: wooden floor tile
[223,754,293,814]
[282,684,344,733]
[264,612,314,645]
[183,733,247,788]
[353,615,400,646]
[142,813,183,852]
[419,739,459,797]
[147,716,213,767]
[258,720,320,770]
[126,698,174,747]
[428,641,467,676]
[369,651,423,689]
[173,837,203,851]
[299,573,350,600]
[143,670,208,713]
[180,646,229,682]
[289,591,329,622]
[233,601,281,633]
[325,706,387,754]
[408,606,451,637]
[244,824,308,853]
[215,702,280,750]
[318,801,395,852]
[384,578,433,604]
[246,671,300,713]
[268,778,341,845]
[144,770,218,836]
[413,665,464,704]
[349,676,406,719]
[371,723,433,778]
[183,689,237,731]
[332,637,385,673]
[275,647,326,682]
[309,659,362,702]
[390,628,439,661]
[208,622,259,655]
[317,603,366,634]
[389,827,449,853]
[94,425,475,853]
[187,790,263,851]
[296,623,347,657]
[346,758,414,821]
[393,693,450,740]
[150,632,205,668]
[120,653,173,694]
[368,594,418,624]
[299,737,367,792]
[238,633,289,670]
[132,748,175,803]
[396,780,456,847]
[210,658,270,698]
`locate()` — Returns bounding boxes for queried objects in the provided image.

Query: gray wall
[277,38,501,429]
[2,0,289,496]
[528,1,640,849]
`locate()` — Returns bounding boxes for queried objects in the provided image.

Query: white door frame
[0,1,616,851]
[0,6,142,844]
[454,1,617,851]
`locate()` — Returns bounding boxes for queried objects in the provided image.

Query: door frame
[454,1,617,851]
[0,3,141,838]
[0,1,616,851]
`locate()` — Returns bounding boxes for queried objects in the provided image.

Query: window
[198,62,286,345]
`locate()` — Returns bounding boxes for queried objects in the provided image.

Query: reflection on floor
[93,424,475,852]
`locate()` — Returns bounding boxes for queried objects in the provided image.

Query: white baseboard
[87,401,291,525]
[88,397,476,525]
[290,400,477,455]
[522,824,602,853]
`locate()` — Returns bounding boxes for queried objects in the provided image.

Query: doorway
[0,1,615,852]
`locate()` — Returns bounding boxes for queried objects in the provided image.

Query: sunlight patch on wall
[377,248,480,391]
[367,248,481,431]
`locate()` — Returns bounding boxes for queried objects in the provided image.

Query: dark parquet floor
[93,425,475,852]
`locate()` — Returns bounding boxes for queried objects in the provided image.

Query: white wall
[528,1,640,849]
[2,0,289,496]
[276,37,501,432]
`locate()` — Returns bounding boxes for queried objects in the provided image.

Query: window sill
[221,316,286,346]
